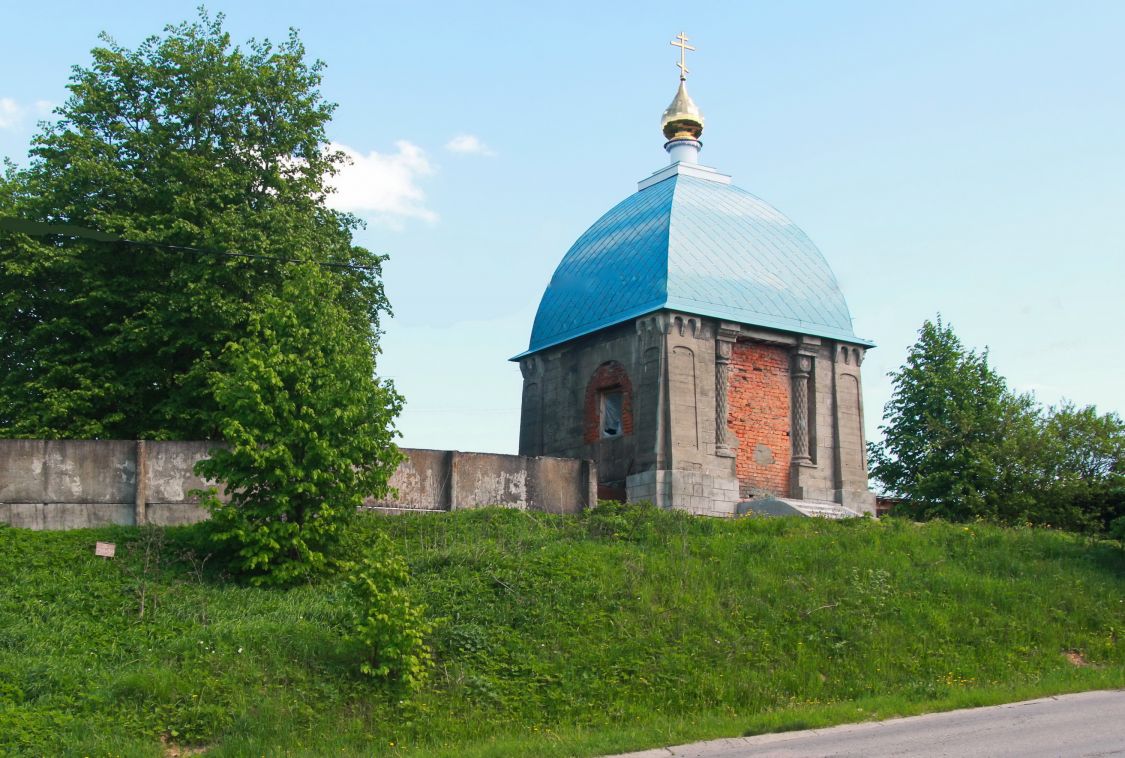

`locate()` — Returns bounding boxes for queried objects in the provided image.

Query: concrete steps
[784,499,864,519]
[737,497,864,520]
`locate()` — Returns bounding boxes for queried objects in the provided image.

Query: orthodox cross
[670,32,695,80]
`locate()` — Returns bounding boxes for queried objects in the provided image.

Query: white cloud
[445,134,495,156]
[326,141,437,227]
[0,98,53,130]
[0,98,24,130]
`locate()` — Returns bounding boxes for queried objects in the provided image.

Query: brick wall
[728,342,791,498]
[583,361,634,444]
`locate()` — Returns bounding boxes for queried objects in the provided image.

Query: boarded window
[583,361,633,444]
[601,390,623,438]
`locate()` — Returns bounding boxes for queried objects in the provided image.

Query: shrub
[194,264,403,586]
[1109,515,1125,543]
[344,536,432,690]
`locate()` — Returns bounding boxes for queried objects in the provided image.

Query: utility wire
[0,217,381,273]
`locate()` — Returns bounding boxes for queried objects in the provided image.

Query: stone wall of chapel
[518,321,650,491]
[520,316,877,513]
[663,314,720,472]
[832,343,876,512]
[728,341,791,498]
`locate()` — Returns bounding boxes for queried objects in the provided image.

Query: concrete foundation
[626,469,741,517]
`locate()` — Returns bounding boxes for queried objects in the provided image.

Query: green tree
[871,319,1125,532]
[2,11,408,585]
[1036,402,1125,532]
[194,264,403,584]
[868,318,1040,522]
[0,10,385,439]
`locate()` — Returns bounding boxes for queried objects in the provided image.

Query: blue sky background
[3,1,1123,453]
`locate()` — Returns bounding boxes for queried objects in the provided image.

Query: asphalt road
[606,690,1125,757]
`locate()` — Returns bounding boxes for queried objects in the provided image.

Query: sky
[3,1,1123,454]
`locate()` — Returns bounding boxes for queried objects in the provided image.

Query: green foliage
[0,8,406,584]
[870,318,1125,531]
[1036,402,1125,532]
[869,318,1025,521]
[193,264,403,585]
[0,9,387,439]
[1110,515,1125,542]
[1,512,1122,757]
[344,535,432,689]
[584,499,675,541]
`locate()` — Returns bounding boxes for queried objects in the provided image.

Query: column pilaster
[791,352,813,464]
[715,324,739,458]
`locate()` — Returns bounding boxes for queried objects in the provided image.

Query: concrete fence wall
[0,440,598,530]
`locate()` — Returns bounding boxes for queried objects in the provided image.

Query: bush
[194,265,403,585]
[1109,515,1125,543]
[344,535,432,690]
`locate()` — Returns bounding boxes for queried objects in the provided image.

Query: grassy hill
[1,504,1122,757]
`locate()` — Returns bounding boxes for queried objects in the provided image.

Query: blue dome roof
[518,170,868,358]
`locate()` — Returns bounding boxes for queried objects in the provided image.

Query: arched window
[583,361,633,443]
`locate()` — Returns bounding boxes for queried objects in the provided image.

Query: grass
[0,503,1122,757]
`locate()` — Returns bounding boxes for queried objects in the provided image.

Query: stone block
[146,503,209,526]
[147,441,225,504]
[2,502,132,529]
[373,448,452,510]
[42,440,135,504]
[0,440,47,502]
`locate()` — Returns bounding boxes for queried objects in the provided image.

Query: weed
[121,524,166,619]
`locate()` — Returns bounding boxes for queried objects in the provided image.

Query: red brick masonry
[583,361,634,444]
[728,342,791,497]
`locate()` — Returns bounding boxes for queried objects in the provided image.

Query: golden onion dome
[661,80,704,141]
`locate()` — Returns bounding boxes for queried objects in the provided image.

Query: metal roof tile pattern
[520,172,865,358]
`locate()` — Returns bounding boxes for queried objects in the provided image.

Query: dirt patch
[161,734,208,757]
[1063,649,1090,667]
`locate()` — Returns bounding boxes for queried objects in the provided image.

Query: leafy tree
[0,10,386,439]
[193,264,403,584]
[1042,402,1125,483]
[1036,402,1125,532]
[869,318,1032,521]
[2,12,409,587]
[871,318,1125,532]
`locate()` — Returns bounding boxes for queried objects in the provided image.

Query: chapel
[514,36,876,517]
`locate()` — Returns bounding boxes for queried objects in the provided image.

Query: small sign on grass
[95,541,116,559]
